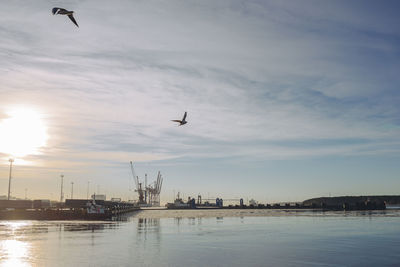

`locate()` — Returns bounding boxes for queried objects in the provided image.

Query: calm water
[1,209,400,267]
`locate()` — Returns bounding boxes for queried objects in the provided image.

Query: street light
[87,181,90,200]
[60,174,64,203]
[7,158,14,200]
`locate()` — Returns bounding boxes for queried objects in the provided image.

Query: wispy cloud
[1,0,400,200]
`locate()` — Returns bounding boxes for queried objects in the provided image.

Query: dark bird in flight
[52,7,79,27]
[171,112,188,126]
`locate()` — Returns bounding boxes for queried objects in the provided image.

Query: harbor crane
[130,161,145,204]
[130,161,163,206]
[145,171,163,206]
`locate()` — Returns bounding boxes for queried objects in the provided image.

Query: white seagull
[171,112,188,126]
[52,7,79,27]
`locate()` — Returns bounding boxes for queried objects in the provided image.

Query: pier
[0,199,139,220]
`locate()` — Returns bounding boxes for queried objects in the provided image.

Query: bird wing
[52,7,66,15]
[182,112,187,121]
[171,120,181,123]
[68,14,79,27]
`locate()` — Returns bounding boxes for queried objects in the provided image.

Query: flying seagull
[52,7,79,27]
[171,112,188,126]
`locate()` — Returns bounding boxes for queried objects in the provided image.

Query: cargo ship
[165,192,195,209]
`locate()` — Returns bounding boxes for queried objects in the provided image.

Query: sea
[1,208,400,267]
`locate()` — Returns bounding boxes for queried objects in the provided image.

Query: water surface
[1,209,400,266]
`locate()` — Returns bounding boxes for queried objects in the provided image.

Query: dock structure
[65,199,138,216]
[165,195,388,211]
[0,199,139,220]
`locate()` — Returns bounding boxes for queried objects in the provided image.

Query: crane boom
[130,161,139,189]
[129,161,163,206]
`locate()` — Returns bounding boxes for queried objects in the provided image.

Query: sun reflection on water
[0,222,32,267]
[0,240,31,267]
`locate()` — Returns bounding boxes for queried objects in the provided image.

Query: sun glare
[0,107,48,158]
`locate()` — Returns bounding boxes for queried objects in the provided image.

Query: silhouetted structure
[130,161,163,206]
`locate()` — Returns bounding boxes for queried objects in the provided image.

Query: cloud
[1,0,400,201]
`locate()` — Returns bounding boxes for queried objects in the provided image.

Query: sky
[0,0,400,203]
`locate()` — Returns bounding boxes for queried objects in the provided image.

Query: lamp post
[60,174,64,203]
[71,182,74,199]
[87,181,90,200]
[7,158,14,200]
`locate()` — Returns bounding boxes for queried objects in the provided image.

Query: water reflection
[1,210,400,267]
[0,239,31,267]
[62,223,116,232]
[174,217,183,226]
[0,222,48,238]
[137,218,161,239]
[136,217,162,257]
[188,217,196,225]
[0,221,118,265]
[0,222,32,267]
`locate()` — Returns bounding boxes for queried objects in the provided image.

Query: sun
[0,107,48,158]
